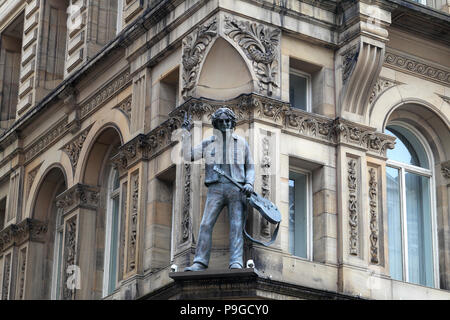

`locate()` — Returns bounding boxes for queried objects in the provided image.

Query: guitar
[213,166,281,246]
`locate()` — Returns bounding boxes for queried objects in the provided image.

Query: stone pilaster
[55,183,100,300]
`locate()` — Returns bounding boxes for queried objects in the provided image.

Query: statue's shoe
[184,262,207,272]
[229,263,243,269]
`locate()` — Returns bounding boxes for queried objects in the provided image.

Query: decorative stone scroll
[55,184,100,215]
[384,50,450,86]
[368,168,379,264]
[26,163,41,198]
[224,16,281,96]
[347,159,358,256]
[181,18,217,99]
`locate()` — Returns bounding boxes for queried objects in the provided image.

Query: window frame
[102,167,122,297]
[50,207,64,300]
[116,0,123,35]
[288,167,313,261]
[289,68,312,112]
[385,121,439,288]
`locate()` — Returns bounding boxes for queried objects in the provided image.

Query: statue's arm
[182,133,211,162]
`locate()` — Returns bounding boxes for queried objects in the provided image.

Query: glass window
[103,168,121,297]
[385,124,435,287]
[51,207,64,300]
[288,171,310,259]
[289,70,311,111]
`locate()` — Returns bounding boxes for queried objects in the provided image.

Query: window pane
[386,126,429,169]
[386,166,403,281]
[289,73,307,110]
[405,172,434,287]
[113,169,120,190]
[289,171,307,258]
[108,195,120,293]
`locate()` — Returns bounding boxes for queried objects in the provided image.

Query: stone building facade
[0,0,448,300]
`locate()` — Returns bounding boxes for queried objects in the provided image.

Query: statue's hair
[211,107,236,129]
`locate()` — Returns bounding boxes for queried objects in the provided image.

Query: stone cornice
[116,94,396,163]
[0,219,48,252]
[55,183,100,215]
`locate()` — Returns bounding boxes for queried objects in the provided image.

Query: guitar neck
[217,171,244,191]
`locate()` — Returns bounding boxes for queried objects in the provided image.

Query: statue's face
[215,113,233,133]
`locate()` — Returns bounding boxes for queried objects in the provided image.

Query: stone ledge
[141,268,359,300]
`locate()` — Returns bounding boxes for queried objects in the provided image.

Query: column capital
[55,183,100,215]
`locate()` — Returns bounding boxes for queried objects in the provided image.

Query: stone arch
[378,93,450,290]
[194,36,255,100]
[75,119,127,185]
[27,164,67,299]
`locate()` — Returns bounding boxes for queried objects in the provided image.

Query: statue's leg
[227,193,245,269]
[192,185,225,268]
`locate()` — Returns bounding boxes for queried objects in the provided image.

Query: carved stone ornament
[127,171,139,273]
[0,219,48,252]
[115,95,132,122]
[260,136,271,237]
[181,18,218,99]
[348,159,358,256]
[118,94,395,167]
[342,45,360,84]
[55,184,100,215]
[368,168,379,264]
[224,16,281,96]
[18,247,27,300]
[26,163,42,198]
[181,163,191,243]
[369,77,400,105]
[61,125,92,174]
[2,253,11,299]
[441,161,450,179]
[63,215,77,300]
[384,50,450,86]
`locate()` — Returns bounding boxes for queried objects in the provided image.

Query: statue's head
[211,107,236,132]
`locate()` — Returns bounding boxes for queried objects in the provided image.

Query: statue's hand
[181,112,192,131]
[242,183,253,196]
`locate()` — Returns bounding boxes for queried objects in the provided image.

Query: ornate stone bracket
[114,95,132,123]
[55,183,100,215]
[0,218,48,252]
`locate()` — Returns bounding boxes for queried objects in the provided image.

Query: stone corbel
[55,183,100,216]
[441,161,450,179]
[336,1,392,119]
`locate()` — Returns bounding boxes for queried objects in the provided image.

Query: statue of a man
[182,107,254,271]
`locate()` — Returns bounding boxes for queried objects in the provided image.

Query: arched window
[103,168,121,297]
[385,123,438,287]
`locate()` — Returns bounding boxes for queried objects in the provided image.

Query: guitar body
[247,193,281,224]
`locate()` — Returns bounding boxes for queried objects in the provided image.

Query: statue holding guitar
[181,107,281,272]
